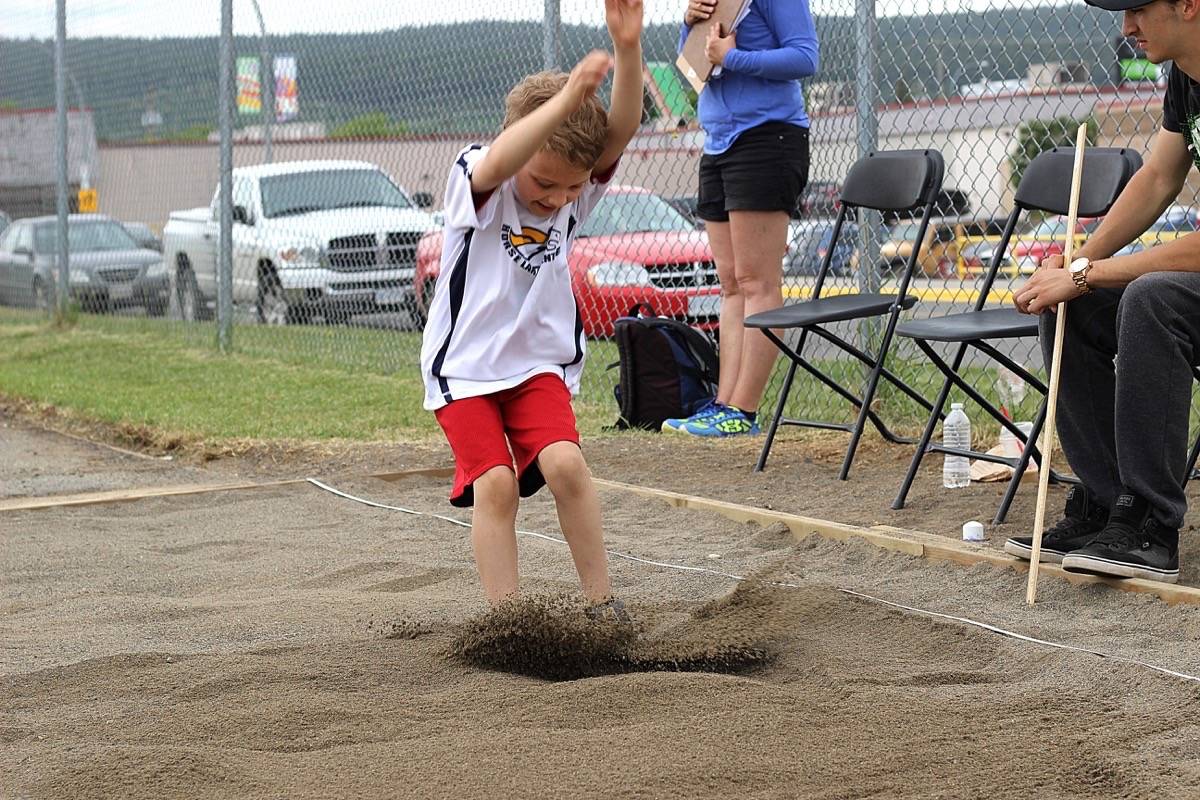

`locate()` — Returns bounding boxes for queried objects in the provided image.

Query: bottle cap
[962,520,985,541]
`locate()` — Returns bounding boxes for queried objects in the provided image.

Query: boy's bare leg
[471,465,521,605]
[537,441,613,603]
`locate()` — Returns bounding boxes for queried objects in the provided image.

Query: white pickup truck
[162,160,439,324]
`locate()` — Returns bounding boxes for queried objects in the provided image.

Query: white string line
[307,478,1200,685]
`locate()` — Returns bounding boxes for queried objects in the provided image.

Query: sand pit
[449,583,789,680]
[5,421,1200,798]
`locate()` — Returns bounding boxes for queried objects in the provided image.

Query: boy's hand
[566,50,614,109]
[606,0,644,50]
[685,0,715,26]
[705,22,735,66]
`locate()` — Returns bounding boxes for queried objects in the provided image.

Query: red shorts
[434,373,580,507]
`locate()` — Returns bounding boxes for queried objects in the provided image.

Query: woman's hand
[705,21,735,67]
[685,0,715,26]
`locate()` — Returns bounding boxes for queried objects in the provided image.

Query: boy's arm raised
[471,52,614,194]
[595,0,644,177]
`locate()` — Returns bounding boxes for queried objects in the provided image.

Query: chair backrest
[809,150,944,298]
[1014,146,1142,217]
[971,147,1141,306]
[840,149,946,213]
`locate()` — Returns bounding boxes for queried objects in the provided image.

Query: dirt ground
[4,412,1200,798]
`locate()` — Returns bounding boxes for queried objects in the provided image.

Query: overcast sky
[6,0,1064,39]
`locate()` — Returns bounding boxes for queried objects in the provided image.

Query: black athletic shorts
[697,121,810,222]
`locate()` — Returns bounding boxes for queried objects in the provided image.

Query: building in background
[0,108,98,218]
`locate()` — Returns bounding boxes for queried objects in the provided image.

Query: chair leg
[993,398,1049,525]
[839,348,890,481]
[756,359,798,473]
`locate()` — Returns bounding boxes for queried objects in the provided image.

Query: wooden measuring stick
[1026,124,1089,605]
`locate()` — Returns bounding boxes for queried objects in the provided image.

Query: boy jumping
[419,0,644,612]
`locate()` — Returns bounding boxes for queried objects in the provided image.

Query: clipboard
[675,0,753,94]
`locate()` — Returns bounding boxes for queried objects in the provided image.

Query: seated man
[1007,0,1200,584]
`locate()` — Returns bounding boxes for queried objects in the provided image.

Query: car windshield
[260,169,414,218]
[577,192,694,237]
[33,220,138,254]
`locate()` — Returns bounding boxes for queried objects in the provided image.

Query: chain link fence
[1,0,1195,436]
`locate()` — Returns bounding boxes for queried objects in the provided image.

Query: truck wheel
[32,278,52,313]
[177,267,206,322]
[413,281,429,328]
[257,273,293,325]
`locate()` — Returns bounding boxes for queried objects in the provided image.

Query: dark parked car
[786,219,859,276]
[794,180,841,218]
[665,195,704,229]
[122,221,163,252]
[0,214,169,314]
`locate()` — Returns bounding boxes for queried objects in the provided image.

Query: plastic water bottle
[942,402,972,489]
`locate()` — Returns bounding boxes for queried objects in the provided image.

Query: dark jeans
[1040,271,1200,528]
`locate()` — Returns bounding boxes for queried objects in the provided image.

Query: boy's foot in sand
[585,597,633,624]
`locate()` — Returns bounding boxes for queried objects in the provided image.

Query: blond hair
[503,71,608,170]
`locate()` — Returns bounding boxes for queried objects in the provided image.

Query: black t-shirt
[1162,62,1200,171]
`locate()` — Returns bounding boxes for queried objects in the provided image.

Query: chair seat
[896,307,1038,343]
[745,293,918,329]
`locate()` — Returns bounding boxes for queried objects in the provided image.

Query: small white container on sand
[962,520,986,542]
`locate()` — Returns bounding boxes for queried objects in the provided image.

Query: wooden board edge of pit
[0,478,308,512]
[594,479,1200,607]
[369,467,457,482]
[0,466,455,513]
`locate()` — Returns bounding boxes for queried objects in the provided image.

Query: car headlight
[587,260,652,287]
[145,260,167,277]
[278,245,323,266]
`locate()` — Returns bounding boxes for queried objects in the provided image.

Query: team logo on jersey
[1188,114,1200,171]
[501,223,562,276]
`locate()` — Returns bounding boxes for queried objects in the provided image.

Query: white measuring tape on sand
[307,478,1200,686]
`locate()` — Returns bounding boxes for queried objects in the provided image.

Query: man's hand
[705,21,735,66]
[1013,254,1079,314]
[606,0,643,50]
[685,0,715,26]
[565,50,614,110]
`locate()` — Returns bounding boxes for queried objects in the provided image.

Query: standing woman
[665,0,819,437]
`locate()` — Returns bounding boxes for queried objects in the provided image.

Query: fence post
[217,0,234,353]
[54,0,70,323]
[543,0,561,71]
[855,0,882,354]
[250,0,273,164]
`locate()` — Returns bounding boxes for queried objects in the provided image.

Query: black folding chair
[747,149,945,479]
[891,146,1144,523]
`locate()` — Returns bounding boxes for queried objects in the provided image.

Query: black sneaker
[584,597,633,624]
[1061,493,1180,583]
[1004,485,1108,563]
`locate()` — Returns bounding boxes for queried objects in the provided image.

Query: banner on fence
[274,55,298,121]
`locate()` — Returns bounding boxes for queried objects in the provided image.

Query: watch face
[1069,257,1090,273]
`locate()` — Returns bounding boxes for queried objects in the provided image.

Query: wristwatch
[1069,256,1093,295]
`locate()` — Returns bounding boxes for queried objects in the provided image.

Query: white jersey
[420,145,611,410]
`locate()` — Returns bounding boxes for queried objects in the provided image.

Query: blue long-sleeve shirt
[678,0,819,154]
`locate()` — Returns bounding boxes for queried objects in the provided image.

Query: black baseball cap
[1085,0,1153,10]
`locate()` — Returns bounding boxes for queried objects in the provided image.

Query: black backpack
[609,308,719,431]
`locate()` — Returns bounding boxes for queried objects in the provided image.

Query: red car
[1010,215,1103,274]
[414,185,720,338]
